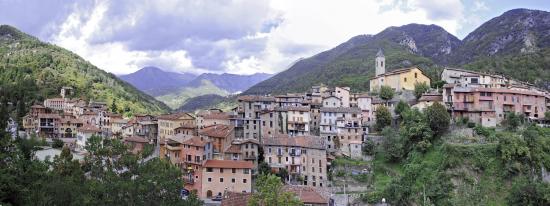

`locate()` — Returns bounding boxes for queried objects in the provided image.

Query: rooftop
[199,125,233,138]
[262,135,325,150]
[124,136,149,143]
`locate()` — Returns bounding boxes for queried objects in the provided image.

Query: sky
[0,0,548,75]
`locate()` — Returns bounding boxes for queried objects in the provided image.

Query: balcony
[165,144,182,151]
[244,155,256,160]
[184,178,195,185]
[463,96,475,103]
[479,96,494,101]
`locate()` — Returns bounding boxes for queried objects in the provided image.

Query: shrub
[375,106,392,131]
[467,122,476,128]
[52,138,64,148]
[362,139,375,155]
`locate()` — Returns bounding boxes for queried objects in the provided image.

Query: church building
[369,49,431,92]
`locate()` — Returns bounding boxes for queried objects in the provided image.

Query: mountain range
[245,8,550,95]
[120,68,271,109]
[119,66,196,96]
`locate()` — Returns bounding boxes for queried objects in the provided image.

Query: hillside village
[15,49,550,205]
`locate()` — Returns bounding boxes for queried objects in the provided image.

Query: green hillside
[156,79,229,109]
[245,9,550,95]
[0,25,170,116]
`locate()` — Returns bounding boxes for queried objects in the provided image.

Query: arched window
[206,190,213,198]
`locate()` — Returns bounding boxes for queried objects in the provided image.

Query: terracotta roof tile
[199,125,233,138]
[221,192,252,206]
[182,136,208,147]
[237,95,276,102]
[77,124,101,133]
[124,136,149,143]
[283,185,328,204]
[203,112,231,120]
[224,144,241,154]
[158,112,194,120]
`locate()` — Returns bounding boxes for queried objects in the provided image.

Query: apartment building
[443,84,548,127]
[320,107,362,154]
[276,106,311,136]
[158,113,196,157]
[181,136,210,195]
[441,68,507,88]
[263,135,327,187]
[199,125,235,159]
[237,95,276,140]
[201,160,253,198]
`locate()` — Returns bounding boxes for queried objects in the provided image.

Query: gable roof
[199,125,233,138]
[221,192,252,206]
[157,112,194,120]
[182,136,208,147]
[124,136,149,143]
[78,124,101,133]
[283,185,328,204]
[370,67,429,79]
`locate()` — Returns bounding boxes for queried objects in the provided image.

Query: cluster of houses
[19,49,550,204]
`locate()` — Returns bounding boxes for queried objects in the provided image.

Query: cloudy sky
[0,0,548,75]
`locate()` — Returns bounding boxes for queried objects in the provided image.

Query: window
[220,178,224,182]
[404,77,407,82]
[244,169,250,174]
[220,168,224,173]
[243,179,247,183]
[207,168,213,172]
[208,178,212,182]
[232,168,236,173]
[415,73,418,78]
[232,178,235,183]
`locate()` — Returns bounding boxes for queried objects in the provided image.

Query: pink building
[443,84,548,127]
[181,136,209,195]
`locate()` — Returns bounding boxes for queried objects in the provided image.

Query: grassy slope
[0,25,170,115]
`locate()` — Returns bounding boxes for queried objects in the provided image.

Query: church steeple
[375,48,385,76]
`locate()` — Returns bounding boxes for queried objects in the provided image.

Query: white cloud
[46,0,466,75]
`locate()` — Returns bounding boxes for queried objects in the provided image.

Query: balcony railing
[165,144,182,151]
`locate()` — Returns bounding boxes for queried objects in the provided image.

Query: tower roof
[376,48,384,58]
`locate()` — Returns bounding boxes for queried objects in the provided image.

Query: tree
[375,105,392,131]
[362,139,375,156]
[184,191,204,206]
[504,112,522,131]
[400,109,433,153]
[394,100,410,117]
[110,99,118,113]
[52,138,64,148]
[497,133,530,176]
[425,102,450,136]
[379,86,394,103]
[258,162,271,175]
[248,174,302,206]
[545,111,550,122]
[414,82,430,99]
[277,168,289,183]
[431,80,446,89]
[382,127,405,162]
[508,178,550,206]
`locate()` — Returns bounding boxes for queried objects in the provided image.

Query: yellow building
[158,112,196,158]
[369,49,430,91]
